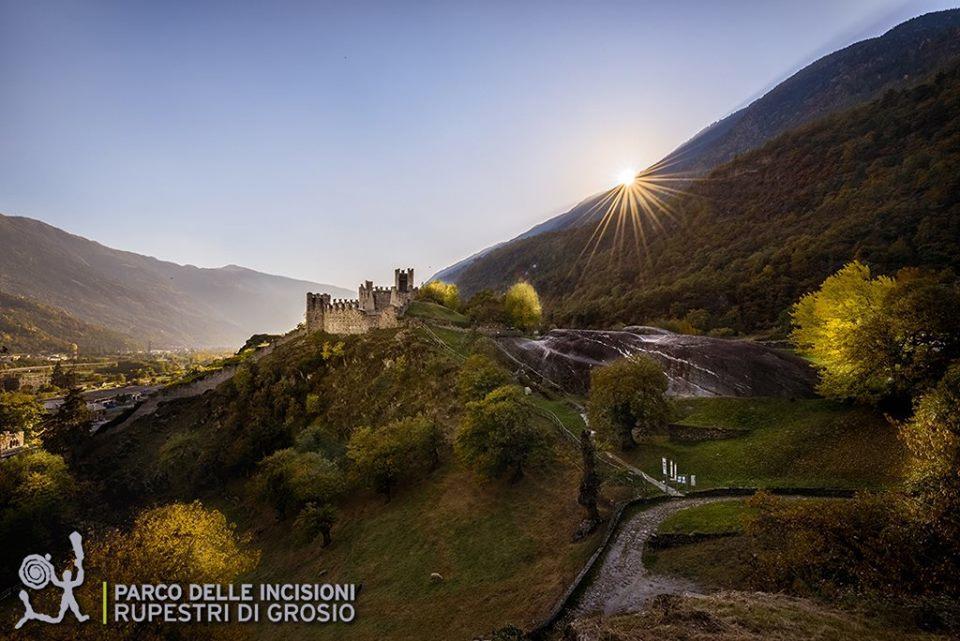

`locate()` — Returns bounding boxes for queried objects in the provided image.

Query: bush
[587,355,669,450]
[463,290,508,325]
[900,363,960,551]
[457,354,511,401]
[91,501,259,585]
[0,449,75,580]
[504,281,542,331]
[0,392,42,438]
[455,385,546,481]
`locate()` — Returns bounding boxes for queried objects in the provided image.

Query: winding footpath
[573,497,728,616]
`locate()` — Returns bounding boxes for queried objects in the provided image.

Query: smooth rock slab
[498,327,816,397]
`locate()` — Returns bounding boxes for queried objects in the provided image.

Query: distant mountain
[0,214,352,348]
[452,60,960,333]
[0,291,135,354]
[433,9,960,285]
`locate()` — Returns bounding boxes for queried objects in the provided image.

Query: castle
[306,268,417,335]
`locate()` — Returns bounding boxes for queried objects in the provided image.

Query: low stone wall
[647,531,738,550]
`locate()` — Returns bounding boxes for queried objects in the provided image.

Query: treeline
[454,63,960,336]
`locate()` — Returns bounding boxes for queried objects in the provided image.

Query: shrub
[294,502,337,547]
[457,354,511,401]
[463,290,508,325]
[254,449,344,517]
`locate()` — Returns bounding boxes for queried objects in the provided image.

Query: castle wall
[305,268,414,336]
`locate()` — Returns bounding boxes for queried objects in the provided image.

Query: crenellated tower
[306,267,418,335]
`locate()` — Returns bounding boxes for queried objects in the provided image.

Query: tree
[455,385,546,482]
[792,262,960,404]
[587,355,669,450]
[457,354,511,401]
[41,388,93,457]
[91,501,259,585]
[50,362,75,389]
[578,430,601,524]
[294,502,337,547]
[347,416,442,500]
[463,290,507,325]
[254,449,344,518]
[900,363,960,549]
[504,281,542,331]
[0,450,75,581]
[419,280,460,309]
[0,392,43,438]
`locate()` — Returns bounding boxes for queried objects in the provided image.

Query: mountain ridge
[0,213,352,348]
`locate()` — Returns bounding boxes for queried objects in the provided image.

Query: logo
[14,531,89,629]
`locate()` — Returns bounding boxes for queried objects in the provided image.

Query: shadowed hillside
[0,290,136,354]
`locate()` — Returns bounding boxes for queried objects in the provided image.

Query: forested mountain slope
[434,9,960,286]
[455,64,960,334]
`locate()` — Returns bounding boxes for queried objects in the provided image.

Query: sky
[2,0,958,288]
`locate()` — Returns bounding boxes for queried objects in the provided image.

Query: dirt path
[573,497,728,616]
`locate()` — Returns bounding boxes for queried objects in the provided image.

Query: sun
[616,168,636,187]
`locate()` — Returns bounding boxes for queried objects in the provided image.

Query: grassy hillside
[566,591,942,641]
[80,326,607,639]
[243,461,594,640]
[405,300,470,327]
[623,397,906,490]
[454,62,960,335]
[0,290,136,354]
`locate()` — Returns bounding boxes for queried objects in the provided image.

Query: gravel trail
[573,497,728,616]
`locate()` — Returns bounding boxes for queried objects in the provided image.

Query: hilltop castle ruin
[306,268,417,334]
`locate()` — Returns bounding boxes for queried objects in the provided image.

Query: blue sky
[1,0,957,287]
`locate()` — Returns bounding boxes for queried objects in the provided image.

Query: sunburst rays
[572,156,697,281]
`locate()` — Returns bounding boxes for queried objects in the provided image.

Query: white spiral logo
[18,554,54,590]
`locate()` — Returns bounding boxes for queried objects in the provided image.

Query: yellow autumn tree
[504,281,542,331]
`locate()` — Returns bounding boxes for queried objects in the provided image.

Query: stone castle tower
[306,268,417,335]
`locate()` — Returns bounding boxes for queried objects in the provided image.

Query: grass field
[236,458,601,641]
[405,300,470,327]
[622,397,907,490]
[657,499,754,535]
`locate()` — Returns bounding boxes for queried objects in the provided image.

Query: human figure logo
[14,531,89,629]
